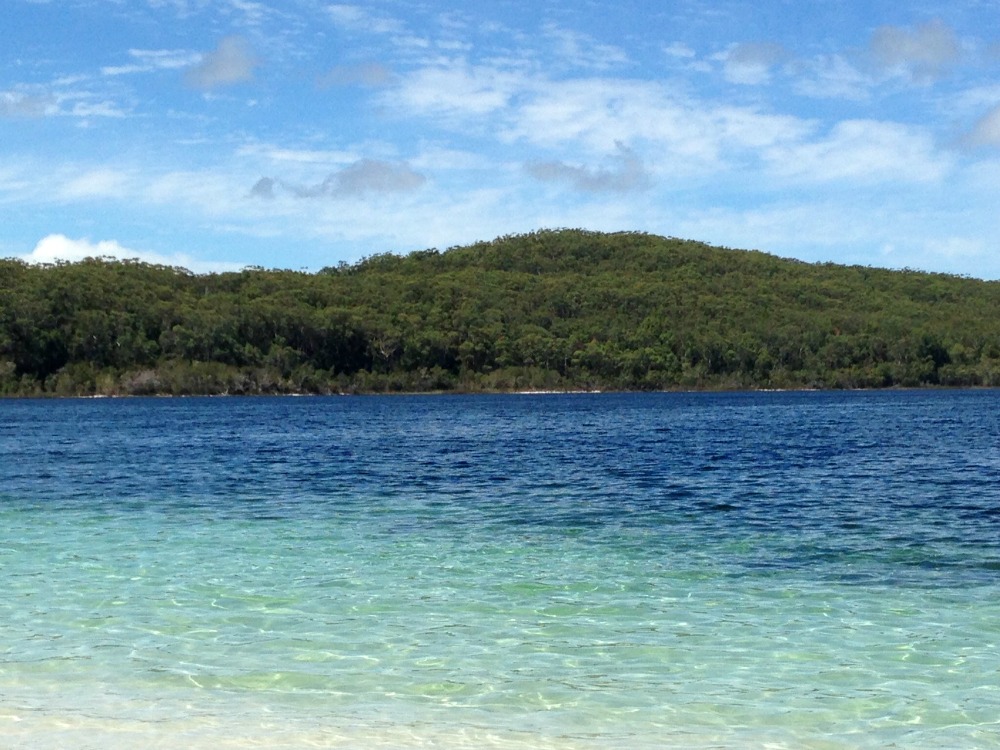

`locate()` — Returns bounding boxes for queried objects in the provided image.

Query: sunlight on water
[2,392,1000,748]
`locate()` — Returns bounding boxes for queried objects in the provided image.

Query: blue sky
[2,0,999,277]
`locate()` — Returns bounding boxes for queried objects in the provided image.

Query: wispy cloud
[237,142,358,166]
[327,4,405,35]
[764,120,951,184]
[227,0,272,27]
[542,24,630,71]
[664,42,696,60]
[792,54,873,101]
[57,168,131,200]
[388,61,522,120]
[68,99,128,119]
[719,42,787,85]
[506,77,810,171]
[1,85,126,119]
[186,36,259,89]
[102,49,201,76]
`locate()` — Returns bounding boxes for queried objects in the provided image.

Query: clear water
[2,391,999,749]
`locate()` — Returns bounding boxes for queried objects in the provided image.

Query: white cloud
[508,79,681,151]
[22,234,140,264]
[186,36,259,89]
[505,78,811,172]
[57,169,131,200]
[21,234,242,273]
[764,120,951,184]
[710,105,812,150]
[388,61,521,119]
[719,42,786,85]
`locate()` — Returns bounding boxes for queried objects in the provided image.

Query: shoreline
[3,382,995,400]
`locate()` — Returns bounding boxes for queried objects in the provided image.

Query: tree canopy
[2,229,999,396]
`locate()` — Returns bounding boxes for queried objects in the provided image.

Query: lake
[2,391,999,748]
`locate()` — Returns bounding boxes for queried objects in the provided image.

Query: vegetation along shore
[2,229,999,397]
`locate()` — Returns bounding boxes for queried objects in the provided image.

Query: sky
[2,0,1000,277]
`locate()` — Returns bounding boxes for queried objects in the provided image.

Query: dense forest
[2,229,999,396]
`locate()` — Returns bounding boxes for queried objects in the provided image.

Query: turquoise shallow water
[2,391,1000,748]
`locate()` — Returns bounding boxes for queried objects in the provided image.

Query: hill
[2,229,999,396]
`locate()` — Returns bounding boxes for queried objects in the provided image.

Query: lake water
[2,391,999,749]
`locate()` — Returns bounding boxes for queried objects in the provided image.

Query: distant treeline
[2,229,1000,396]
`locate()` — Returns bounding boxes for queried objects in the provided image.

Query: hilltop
[2,229,999,396]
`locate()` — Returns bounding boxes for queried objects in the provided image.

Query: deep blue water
[5,391,1000,579]
[2,390,1000,748]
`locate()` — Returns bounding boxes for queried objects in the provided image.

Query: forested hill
[2,229,999,396]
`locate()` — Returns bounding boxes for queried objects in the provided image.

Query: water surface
[2,391,999,748]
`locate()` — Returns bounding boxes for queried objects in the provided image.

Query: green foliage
[3,230,1000,396]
